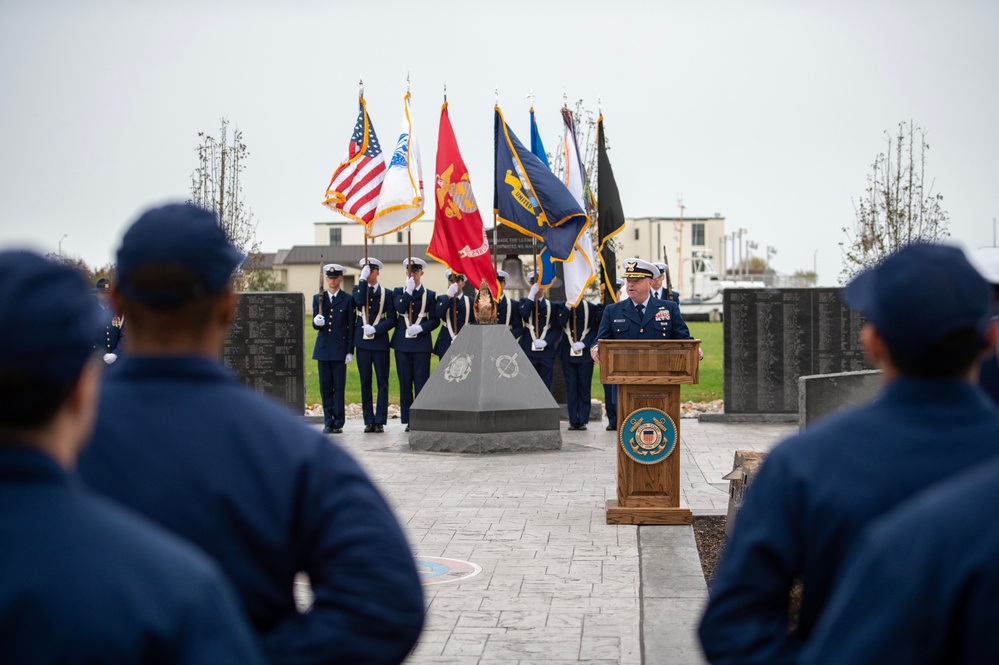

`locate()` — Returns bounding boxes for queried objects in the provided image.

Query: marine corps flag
[597,115,625,305]
[427,102,499,297]
[493,106,587,261]
[368,91,424,238]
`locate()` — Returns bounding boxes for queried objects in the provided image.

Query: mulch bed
[692,515,727,589]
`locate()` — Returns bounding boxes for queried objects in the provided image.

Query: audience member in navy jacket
[312,263,354,434]
[0,249,265,665]
[699,243,999,665]
[78,204,424,665]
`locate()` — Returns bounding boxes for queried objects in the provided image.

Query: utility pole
[58,234,67,257]
[675,195,685,291]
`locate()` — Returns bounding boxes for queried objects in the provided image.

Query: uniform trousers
[317,360,347,428]
[357,348,390,425]
[564,361,595,425]
[604,384,617,428]
[395,350,431,424]
[528,357,555,390]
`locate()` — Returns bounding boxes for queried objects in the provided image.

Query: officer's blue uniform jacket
[312,289,354,361]
[518,297,568,359]
[699,378,999,665]
[1,446,265,665]
[78,356,425,665]
[595,296,691,342]
[95,304,125,354]
[351,283,396,351]
[802,455,999,665]
[497,294,524,341]
[434,293,472,358]
[391,285,439,353]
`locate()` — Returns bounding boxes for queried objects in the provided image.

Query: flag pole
[533,238,539,341]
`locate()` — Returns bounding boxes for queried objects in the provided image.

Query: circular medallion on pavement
[416,557,482,585]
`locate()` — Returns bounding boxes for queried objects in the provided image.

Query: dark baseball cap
[0,251,102,416]
[844,242,991,355]
[116,203,244,306]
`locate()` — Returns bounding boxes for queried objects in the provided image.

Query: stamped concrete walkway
[320,417,796,664]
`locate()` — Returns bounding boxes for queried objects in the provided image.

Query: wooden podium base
[605,500,693,525]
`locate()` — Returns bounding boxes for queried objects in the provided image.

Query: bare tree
[190,118,259,288]
[840,121,949,282]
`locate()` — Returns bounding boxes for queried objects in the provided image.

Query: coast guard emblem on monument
[620,407,677,465]
[444,353,474,383]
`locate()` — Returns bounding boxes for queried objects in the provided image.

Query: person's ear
[860,323,889,370]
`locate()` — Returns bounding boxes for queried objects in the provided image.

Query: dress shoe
[322,426,334,434]
[331,427,343,434]
[374,424,385,433]
[606,424,616,431]
[405,425,410,432]
[578,424,587,431]
[364,424,375,433]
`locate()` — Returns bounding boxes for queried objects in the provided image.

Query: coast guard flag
[597,115,625,304]
[322,98,386,224]
[368,92,424,237]
[427,103,499,298]
[558,106,597,306]
[493,106,587,261]
[529,109,557,288]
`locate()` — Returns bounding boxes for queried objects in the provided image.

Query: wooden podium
[600,339,700,525]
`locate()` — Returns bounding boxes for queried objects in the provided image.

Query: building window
[634,228,640,241]
[329,228,342,245]
[692,223,705,246]
[397,231,403,243]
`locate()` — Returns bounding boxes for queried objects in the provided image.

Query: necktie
[636,304,645,318]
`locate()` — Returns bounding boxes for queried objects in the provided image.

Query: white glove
[571,341,585,352]
[363,324,376,336]
[360,265,371,281]
[103,353,117,364]
[406,324,422,336]
[344,353,353,363]
[532,339,547,350]
[528,284,540,300]
[313,314,325,327]
[446,283,459,298]
[405,277,416,295]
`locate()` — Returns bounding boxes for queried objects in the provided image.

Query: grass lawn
[303,319,723,406]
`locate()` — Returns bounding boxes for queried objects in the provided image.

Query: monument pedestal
[600,340,700,525]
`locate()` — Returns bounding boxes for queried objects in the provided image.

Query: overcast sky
[2,0,997,285]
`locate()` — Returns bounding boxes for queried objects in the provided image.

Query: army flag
[558,107,597,306]
[493,106,587,260]
[427,103,499,297]
[368,92,424,238]
[323,98,386,224]
[597,115,625,305]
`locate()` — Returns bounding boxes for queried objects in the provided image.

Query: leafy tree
[793,270,817,287]
[840,121,949,282]
[190,118,261,289]
[243,254,285,292]
[46,253,92,281]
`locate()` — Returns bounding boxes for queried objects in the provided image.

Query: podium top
[599,339,700,385]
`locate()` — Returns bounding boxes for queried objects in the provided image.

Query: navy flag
[597,115,625,305]
[493,106,587,261]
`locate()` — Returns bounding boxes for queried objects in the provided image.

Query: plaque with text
[224,292,305,413]
[723,289,868,414]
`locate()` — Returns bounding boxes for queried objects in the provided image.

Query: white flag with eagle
[368,92,424,237]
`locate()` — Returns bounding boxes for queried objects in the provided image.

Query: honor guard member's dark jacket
[312,288,354,361]
[497,292,524,341]
[392,284,439,353]
[651,287,682,305]
[352,280,396,351]
[594,296,691,343]
[518,295,568,359]
[94,279,126,354]
[434,280,472,358]
[561,301,604,363]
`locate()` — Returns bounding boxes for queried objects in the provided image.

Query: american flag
[323,99,386,224]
